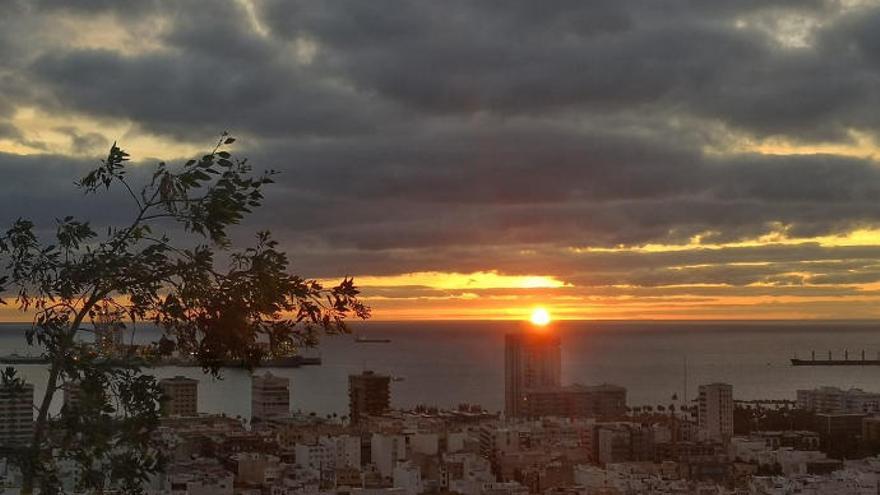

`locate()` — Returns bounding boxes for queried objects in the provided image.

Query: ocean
[2,320,880,421]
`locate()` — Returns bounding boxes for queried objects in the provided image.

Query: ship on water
[791,349,880,366]
[353,334,391,344]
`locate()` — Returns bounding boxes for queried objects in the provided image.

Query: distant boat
[791,358,880,366]
[354,334,391,344]
[791,349,880,366]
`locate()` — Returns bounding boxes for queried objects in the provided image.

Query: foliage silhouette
[0,134,369,493]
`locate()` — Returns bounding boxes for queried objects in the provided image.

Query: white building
[293,435,361,473]
[698,383,733,443]
[371,433,407,479]
[797,386,880,414]
[252,372,290,423]
[295,443,335,472]
[392,461,422,495]
[777,449,832,476]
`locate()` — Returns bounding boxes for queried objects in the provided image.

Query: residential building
[815,412,866,457]
[505,332,561,418]
[522,383,627,419]
[252,372,290,423]
[295,442,335,471]
[594,422,654,465]
[349,370,391,425]
[159,376,199,417]
[698,383,734,443]
[0,380,33,446]
[371,432,407,478]
[228,452,280,486]
[797,386,880,414]
[393,461,423,495]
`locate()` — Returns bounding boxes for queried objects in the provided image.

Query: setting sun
[530,307,552,326]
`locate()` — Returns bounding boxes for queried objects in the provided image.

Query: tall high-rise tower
[349,370,391,424]
[252,372,290,423]
[698,382,734,443]
[504,332,561,418]
[0,379,34,445]
[159,376,199,417]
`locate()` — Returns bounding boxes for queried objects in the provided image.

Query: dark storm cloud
[24,0,160,13]
[260,0,749,114]
[284,243,880,279]
[8,0,402,144]
[18,0,875,141]
[0,123,21,140]
[0,152,142,228]
[30,46,388,142]
[257,0,872,138]
[53,127,109,155]
[235,117,880,251]
[4,0,880,302]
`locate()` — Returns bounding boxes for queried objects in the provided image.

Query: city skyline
[3,318,880,492]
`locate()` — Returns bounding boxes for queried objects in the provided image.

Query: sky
[3,1,880,320]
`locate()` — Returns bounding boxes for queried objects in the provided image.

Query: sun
[530,307,551,326]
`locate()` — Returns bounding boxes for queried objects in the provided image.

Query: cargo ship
[791,358,880,366]
[791,350,880,366]
[354,334,391,344]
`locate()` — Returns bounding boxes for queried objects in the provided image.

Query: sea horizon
[3,320,880,419]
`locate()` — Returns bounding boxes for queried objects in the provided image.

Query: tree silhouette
[0,135,369,493]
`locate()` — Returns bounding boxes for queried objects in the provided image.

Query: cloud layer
[3,0,880,318]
